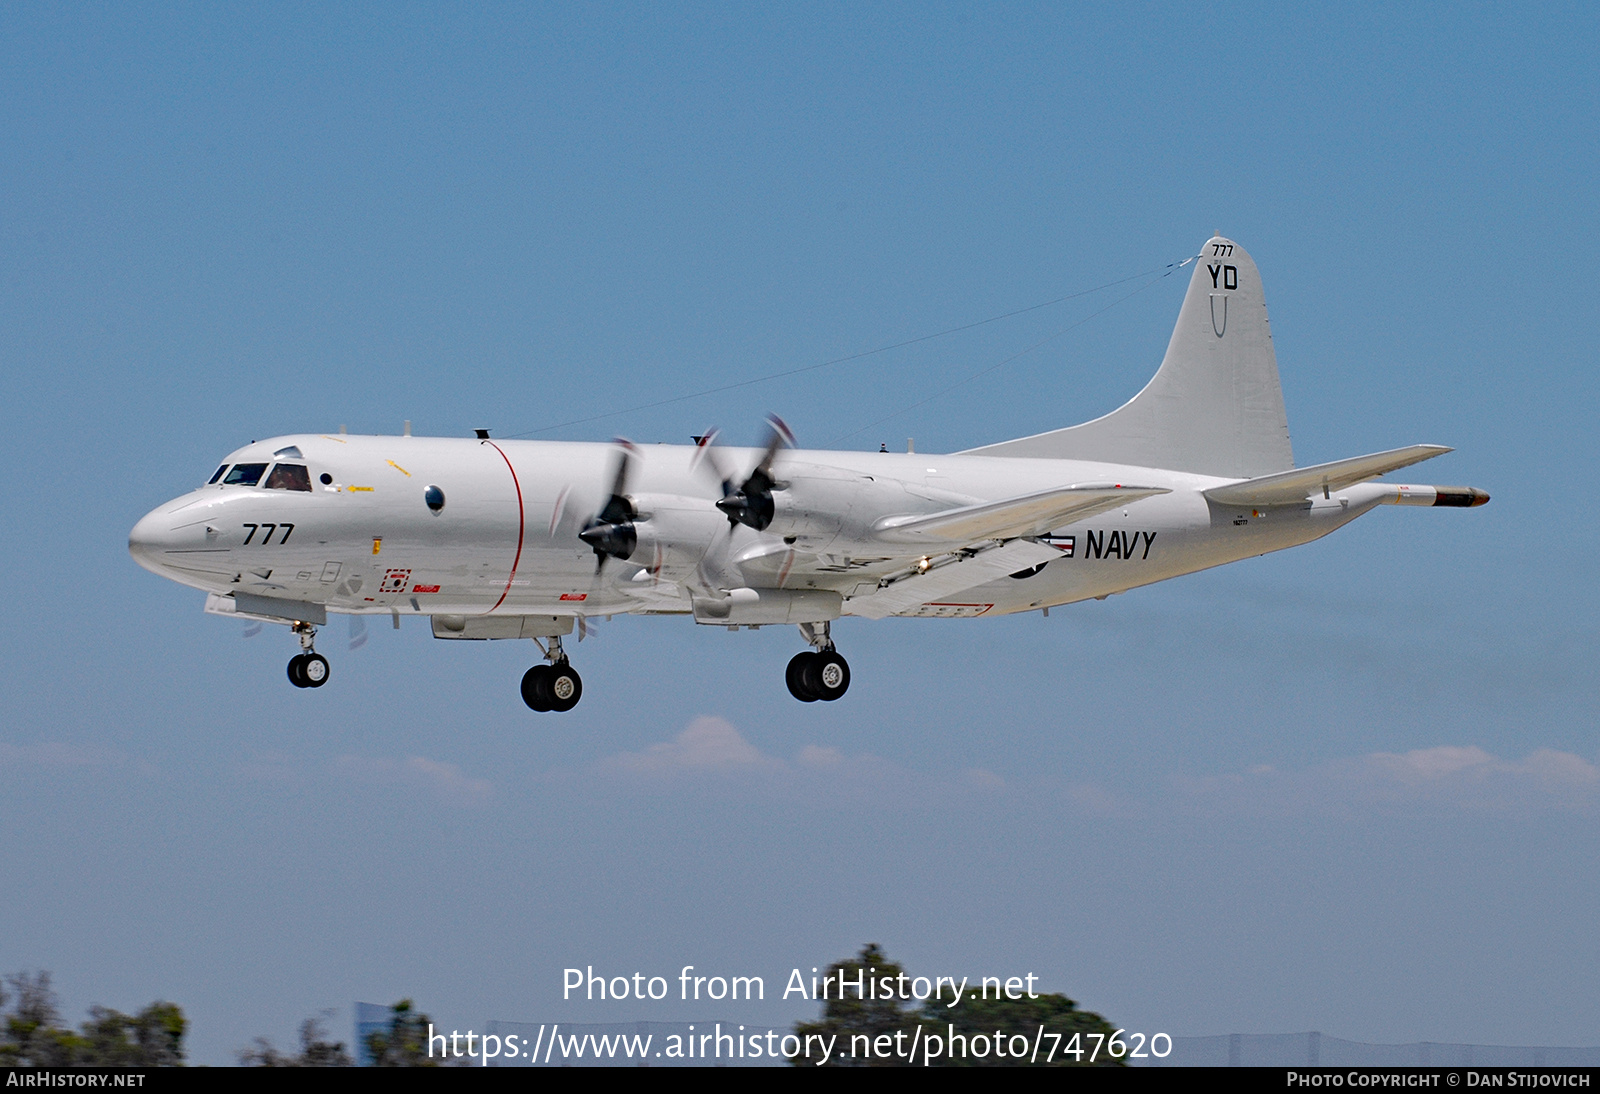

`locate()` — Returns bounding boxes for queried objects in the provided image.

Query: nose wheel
[786,622,849,702]
[287,623,329,688]
[521,635,583,712]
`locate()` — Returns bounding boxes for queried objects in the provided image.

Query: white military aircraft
[130,236,1486,711]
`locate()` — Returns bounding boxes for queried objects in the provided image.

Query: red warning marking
[559,592,587,601]
[412,584,440,593]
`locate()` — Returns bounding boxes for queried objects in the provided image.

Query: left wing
[844,483,1168,619]
[871,483,1169,545]
[845,539,1065,619]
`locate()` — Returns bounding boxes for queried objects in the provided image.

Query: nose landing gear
[287,622,330,689]
[786,621,849,703]
[521,634,583,713]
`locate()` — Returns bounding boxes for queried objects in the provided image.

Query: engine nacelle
[627,494,728,569]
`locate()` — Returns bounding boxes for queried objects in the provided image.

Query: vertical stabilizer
[963,236,1294,477]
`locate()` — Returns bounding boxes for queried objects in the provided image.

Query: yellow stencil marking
[348,486,374,492]
[387,460,412,477]
[372,537,382,555]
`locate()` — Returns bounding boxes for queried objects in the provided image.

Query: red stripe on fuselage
[485,441,524,613]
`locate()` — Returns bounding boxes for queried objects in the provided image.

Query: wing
[1202,445,1452,507]
[871,483,1169,545]
[844,539,1066,620]
[844,483,1168,618]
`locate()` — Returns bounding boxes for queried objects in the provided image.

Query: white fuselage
[129,432,1390,624]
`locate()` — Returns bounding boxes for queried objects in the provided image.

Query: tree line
[792,944,1125,1067]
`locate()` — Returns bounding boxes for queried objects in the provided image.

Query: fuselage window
[222,463,268,487]
[264,463,313,492]
[208,464,229,485]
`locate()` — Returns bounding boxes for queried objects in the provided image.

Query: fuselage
[129,432,1387,623]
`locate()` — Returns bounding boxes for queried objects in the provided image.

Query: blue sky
[2,2,1597,1064]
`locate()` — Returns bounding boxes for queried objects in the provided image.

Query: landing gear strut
[287,623,330,689]
[786,621,849,703]
[521,634,583,713]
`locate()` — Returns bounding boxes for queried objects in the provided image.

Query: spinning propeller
[691,414,795,533]
[578,439,641,572]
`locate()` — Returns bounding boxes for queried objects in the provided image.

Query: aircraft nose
[129,506,177,573]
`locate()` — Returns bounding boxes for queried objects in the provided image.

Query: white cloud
[594,718,1024,823]
[332,754,493,807]
[1175,745,1600,816]
[603,716,780,775]
[796,744,845,768]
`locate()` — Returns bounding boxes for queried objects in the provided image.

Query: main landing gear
[521,634,583,713]
[286,622,329,689]
[786,621,849,703]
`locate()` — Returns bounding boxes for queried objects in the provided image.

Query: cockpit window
[222,463,268,487]
[208,464,229,485]
[264,463,313,492]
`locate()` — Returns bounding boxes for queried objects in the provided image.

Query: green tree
[239,1013,353,1066]
[792,946,1122,1067]
[0,971,186,1067]
[792,943,915,1065]
[363,1000,438,1067]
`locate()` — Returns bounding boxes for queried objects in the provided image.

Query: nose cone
[128,507,170,574]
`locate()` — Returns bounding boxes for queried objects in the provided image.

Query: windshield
[208,464,228,485]
[264,463,312,492]
[222,463,268,487]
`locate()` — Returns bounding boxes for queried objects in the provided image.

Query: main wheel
[287,654,308,688]
[804,651,850,702]
[547,664,583,712]
[521,665,553,711]
[786,652,819,702]
[301,653,330,688]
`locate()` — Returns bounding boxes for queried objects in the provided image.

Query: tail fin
[963,235,1295,477]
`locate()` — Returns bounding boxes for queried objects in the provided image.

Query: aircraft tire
[287,655,308,688]
[521,665,554,712]
[547,665,583,712]
[301,653,330,688]
[786,652,819,702]
[805,651,850,702]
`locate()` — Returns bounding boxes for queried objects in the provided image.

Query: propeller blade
[690,428,738,497]
[713,413,795,532]
[348,614,368,650]
[753,414,795,482]
[582,437,642,565]
[595,439,639,526]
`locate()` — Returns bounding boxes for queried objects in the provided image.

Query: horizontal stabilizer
[1203,445,1452,507]
[873,483,1169,545]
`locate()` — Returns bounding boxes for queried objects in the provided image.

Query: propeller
[578,439,641,572]
[694,415,794,533]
